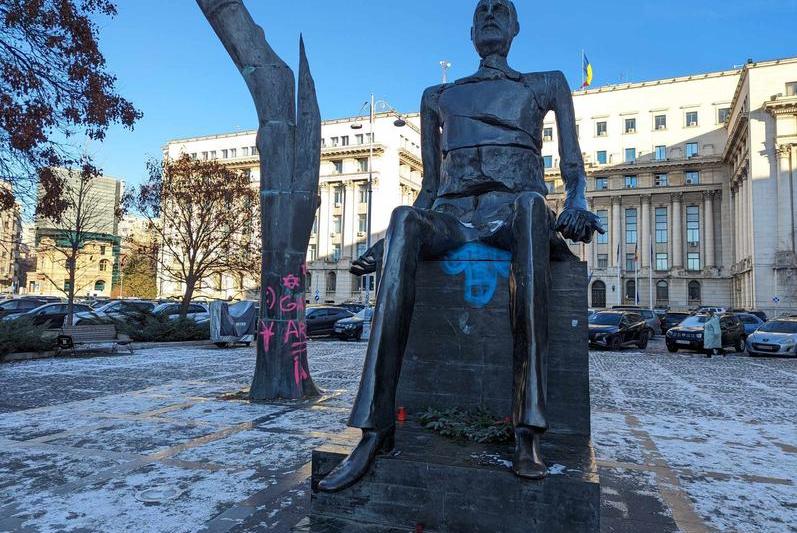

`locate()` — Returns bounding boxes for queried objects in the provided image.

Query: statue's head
[471,0,519,59]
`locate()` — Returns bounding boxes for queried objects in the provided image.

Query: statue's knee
[389,206,421,234]
[514,192,547,215]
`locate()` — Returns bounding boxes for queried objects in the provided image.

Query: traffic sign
[314,289,320,303]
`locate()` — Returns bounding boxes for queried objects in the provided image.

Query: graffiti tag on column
[441,243,512,309]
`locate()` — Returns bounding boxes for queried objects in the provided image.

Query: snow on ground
[0,340,794,532]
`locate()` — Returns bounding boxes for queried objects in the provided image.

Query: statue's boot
[513,426,547,480]
[317,427,395,492]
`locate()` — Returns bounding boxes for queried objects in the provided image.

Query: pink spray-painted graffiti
[258,266,311,386]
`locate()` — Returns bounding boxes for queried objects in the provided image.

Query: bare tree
[36,165,112,325]
[196,0,322,401]
[127,155,259,318]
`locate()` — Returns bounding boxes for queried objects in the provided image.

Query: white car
[746,319,797,357]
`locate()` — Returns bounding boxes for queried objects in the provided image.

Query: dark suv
[588,311,652,350]
[666,313,745,353]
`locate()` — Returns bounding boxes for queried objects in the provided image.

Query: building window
[210,151,217,160]
[306,272,312,289]
[94,280,106,293]
[596,151,607,165]
[625,208,637,244]
[625,118,636,134]
[688,280,702,303]
[332,215,342,234]
[655,207,668,243]
[100,245,107,255]
[625,279,637,302]
[656,253,669,271]
[99,259,109,272]
[360,274,375,292]
[326,271,337,293]
[655,173,669,187]
[626,253,636,272]
[341,136,349,146]
[358,158,369,172]
[597,210,609,244]
[655,145,667,161]
[686,142,699,158]
[202,152,208,160]
[243,147,250,156]
[624,175,638,189]
[355,134,364,145]
[655,114,667,130]
[685,171,700,185]
[685,111,699,127]
[596,121,607,137]
[190,153,197,160]
[543,127,553,141]
[686,206,700,244]
[687,252,701,271]
[591,281,607,308]
[358,214,367,233]
[543,156,553,169]
[358,184,369,203]
[597,254,608,269]
[333,186,344,205]
[332,160,343,174]
[332,244,342,262]
[596,177,608,190]
[312,217,318,235]
[365,133,373,143]
[222,149,228,159]
[251,146,258,156]
[356,241,368,258]
[307,244,317,261]
[656,281,669,303]
[330,136,339,147]
[625,148,636,163]
[718,107,731,124]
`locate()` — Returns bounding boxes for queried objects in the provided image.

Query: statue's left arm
[546,71,605,243]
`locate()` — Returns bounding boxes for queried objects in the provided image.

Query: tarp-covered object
[703,314,722,350]
[210,301,257,345]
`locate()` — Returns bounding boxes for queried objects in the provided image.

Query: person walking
[703,313,722,358]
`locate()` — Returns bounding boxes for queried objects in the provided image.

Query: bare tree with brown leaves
[127,155,259,319]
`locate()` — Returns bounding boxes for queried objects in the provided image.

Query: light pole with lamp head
[351,94,406,323]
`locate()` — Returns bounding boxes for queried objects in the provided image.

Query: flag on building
[581,54,594,88]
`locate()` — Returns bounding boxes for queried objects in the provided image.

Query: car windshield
[590,313,622,326]
[680,315,709,327]
[355,308,374,320]
[757,321,797,334]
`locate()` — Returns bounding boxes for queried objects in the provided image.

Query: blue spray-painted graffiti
[441,243,512,308]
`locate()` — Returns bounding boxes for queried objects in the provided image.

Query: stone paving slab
[0,340,794,532]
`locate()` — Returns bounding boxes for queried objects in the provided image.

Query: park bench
[57,324,134,355]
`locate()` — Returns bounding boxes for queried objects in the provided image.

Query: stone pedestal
[302,255,599,532]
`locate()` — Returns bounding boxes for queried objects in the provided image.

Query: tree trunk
[65,250,77,327]
[180,277,197,319]
[196,0,321,401]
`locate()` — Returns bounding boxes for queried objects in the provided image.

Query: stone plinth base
[303,423,600,532]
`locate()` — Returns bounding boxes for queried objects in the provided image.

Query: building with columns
[543,57,797,314]
[162,113,422,304]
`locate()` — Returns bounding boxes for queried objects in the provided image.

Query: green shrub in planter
[0,317,57,356]
[115,314,210,343]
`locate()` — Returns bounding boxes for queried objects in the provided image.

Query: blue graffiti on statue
[441,243,512,308]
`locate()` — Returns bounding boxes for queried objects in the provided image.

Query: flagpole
[649,236,654,309]
[635,246,639,305]
[581,50,584,88]
[617,243,622,306]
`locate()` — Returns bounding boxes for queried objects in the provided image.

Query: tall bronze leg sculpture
[318,206,466,492]
[509,192,551,479]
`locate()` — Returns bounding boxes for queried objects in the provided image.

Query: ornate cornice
[670,192,684,203]
[777,144,794,158]
[764,96,797,117]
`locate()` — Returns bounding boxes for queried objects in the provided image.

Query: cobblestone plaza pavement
[0,340,795,532]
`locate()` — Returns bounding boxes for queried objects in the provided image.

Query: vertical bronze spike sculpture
[196,0,321,400]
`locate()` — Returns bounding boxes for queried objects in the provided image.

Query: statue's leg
[318,205,466,492]
[509,191,551,480]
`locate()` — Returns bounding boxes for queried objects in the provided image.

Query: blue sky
[92,0,797,186]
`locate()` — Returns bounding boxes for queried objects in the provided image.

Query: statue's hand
[556,208,605,244]
[350,239,385,276]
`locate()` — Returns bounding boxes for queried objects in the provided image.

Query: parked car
[333,308,374,341]
[734,312,764,337]
[746,318,797,357]
[0,298,49,319]
[665,313,745,353]
[337,303,366,314]
[73,300,156,325]
[588,311,652,350]
[661,312,690,334]
[306,306,353,337]
[2,303,92,328]
[152,302,210,323]
[695,306,727,314]
[730,308,768,322]
[613,306,662,336]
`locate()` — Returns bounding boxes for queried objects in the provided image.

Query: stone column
[611,197,622,267]
[672,193,683,269]
[667,202,673,269]
[704,191,716,268]
[588,198,597,269]
[731,185,738,264]
[640,195,651,268]
[777,145,794,253]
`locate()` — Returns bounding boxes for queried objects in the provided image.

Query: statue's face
[471,0,519,58]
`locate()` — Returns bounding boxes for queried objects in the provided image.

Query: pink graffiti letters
[282,274,301,290]
[259,320,276,352]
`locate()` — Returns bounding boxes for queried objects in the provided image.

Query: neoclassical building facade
[543,57,797,313]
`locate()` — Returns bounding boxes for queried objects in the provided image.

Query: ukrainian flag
[582,55,593,88]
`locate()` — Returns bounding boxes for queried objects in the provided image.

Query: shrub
[418,407,513,444]
[0,317,57,356]
[114,314,210,343]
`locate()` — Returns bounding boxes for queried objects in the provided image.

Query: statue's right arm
[414,85,444,210]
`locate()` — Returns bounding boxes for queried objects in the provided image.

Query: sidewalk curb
[1,340,215,364]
